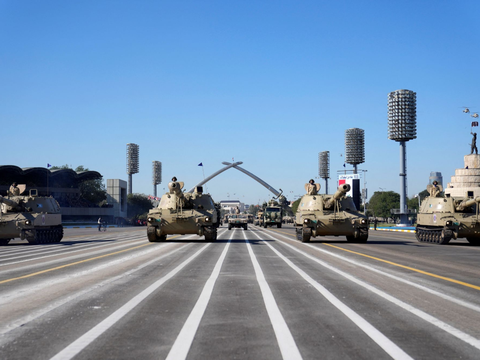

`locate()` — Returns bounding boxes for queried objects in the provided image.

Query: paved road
[1,225,480,359]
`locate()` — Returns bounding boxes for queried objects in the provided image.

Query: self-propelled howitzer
[416,183,480,245]
[295,183,368,243]
[0,188,63,245]
[146,181,219,242]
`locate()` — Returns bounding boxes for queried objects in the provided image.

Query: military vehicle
[146,181,219,242]
[254,211,264,226]
[416,183,480,245]
[295,183,368,243]
[263,199,283,228]
[247,214,254,224]
[0,186,63,245]
[228,214,248,230]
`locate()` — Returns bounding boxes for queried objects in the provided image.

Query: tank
[0,187,63,245]
[416,183,480,245]
[263,199,283,228]
[295,183,369,243]
[146,181,219,242]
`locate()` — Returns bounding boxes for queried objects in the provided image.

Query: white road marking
[262,230,480,351]
[165,233,232,359]
[273,231,480,313]
[49,243,212,360]
[245,232,303,360]
[251,230,412,359]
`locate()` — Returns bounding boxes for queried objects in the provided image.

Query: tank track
[26,226,64,244]
[415,227,452,245]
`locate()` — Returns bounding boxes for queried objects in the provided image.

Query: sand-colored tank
[295,183,368,243]
[416,183,480,245]
[146,181,219,242]
[0,186,63,245]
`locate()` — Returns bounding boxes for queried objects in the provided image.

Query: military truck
[228,214,248,230]
[0,186,63,245]
[295,183,368,243]
[416,183,480,245]
[263,200,283,228]
[146,181,219,242]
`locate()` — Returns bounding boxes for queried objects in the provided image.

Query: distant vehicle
[146,181,219,242]
[254,211,264,226]
[228,214,248,230]
[295,183,368,243]
[416,183,480,245]
[0,186,63,245]
[263,200,283,228]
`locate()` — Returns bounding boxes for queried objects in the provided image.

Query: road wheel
[301,227,311,243]
[147,226,164,242]
[277,223,282,228]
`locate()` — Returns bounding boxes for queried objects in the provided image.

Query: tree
[127,193,154,220]
[291,198,301,214]
[368,191,400,218]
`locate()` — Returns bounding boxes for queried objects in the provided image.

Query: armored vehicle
[416,183,480,245]
[146,181,219,242]
[0,186,63,245]
[228,214,248,230]
[263,200,283,228]
[295,183,368,243]
[254,211,264,226]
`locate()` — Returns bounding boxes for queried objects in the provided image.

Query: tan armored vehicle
[254,211,264,226]
[228,214,248,230]
[146,181,219,242]
[416,183,480,245]
[263,200,283,228]
[295,183,368,242]
[0,185,63,245]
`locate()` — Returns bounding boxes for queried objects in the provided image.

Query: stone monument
[445,153,480,198]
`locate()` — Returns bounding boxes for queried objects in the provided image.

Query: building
[219,200,244,213]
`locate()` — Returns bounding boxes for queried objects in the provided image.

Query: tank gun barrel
[456,196,480,211]
[168,181,184,197]
[0,196,16,207]
[325,184,351,208]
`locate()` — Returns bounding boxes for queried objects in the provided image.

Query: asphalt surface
[1,225,480,359]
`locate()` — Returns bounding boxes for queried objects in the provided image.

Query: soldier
[9,182,20,196]
[172,176,177,182]
[471,132,478,155]
[306,179,318,195]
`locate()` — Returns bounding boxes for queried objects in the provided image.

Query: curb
[370,227,415,233]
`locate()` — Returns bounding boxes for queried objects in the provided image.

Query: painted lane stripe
[262,230,480,351]
[50,243,212,360]
[165,234,232,359]
[323,243,480,291]
[268,228,480,292]
[252,231,412,360]
[246,232,303,360]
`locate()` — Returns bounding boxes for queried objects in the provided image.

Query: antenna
[318,151,330,194]
[388,89,417,225]
[152,161,162,197]
[126,143,139,195]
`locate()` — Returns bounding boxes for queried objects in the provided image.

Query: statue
[471,132,478,155]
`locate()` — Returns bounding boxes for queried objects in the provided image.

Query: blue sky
[1,0,479,205]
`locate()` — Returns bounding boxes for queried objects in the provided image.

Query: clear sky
[1,0,479,205]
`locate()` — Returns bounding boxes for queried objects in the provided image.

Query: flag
[47,163,52,168]
[343,163,346,167]
[198,162,203,166]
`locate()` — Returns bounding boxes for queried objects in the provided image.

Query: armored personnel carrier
[416,183,480,245]
[228,214,248,230]
[263,199,283,228]
[146,181,219,242]
[0,186,63,245]
[295,183,368,243]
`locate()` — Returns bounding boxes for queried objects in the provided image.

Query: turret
[168,181,184,197]
[0,196,17,208]
[456,197,480,211]
[325,184,351,209]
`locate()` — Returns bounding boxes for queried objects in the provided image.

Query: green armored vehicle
[295,182,368,243]
[416,183,480,245]
[0,185,63,245]
[146,181,219,242]
[263,200,283,228]
[228,214,248,230]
